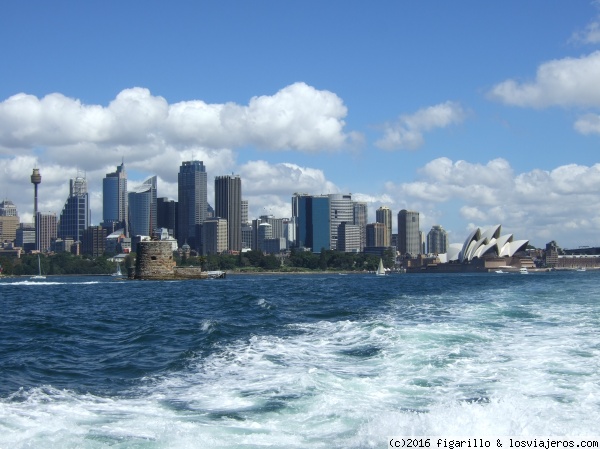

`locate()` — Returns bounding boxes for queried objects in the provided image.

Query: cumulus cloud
[383,157,600,247]
[0,82,352,155]
[375,102,466,150]
[570,1,600,44]
[574,113,600,134]
[488,51,600,108]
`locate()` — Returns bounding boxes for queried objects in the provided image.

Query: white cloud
[574,113,600,134]
[488,51,600,108]
[0,82,352,154]
[570,2,600,45]
[375,102,466,150]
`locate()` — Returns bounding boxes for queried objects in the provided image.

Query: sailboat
[112,262,123,277]
[376,258,386,276]
[30,254,46,280]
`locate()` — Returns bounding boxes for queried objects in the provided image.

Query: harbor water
[1,271,599,448]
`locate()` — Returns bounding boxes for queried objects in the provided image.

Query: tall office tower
[260,215,285,240]
[36,212,57,253]
[58,175,90,242]
[329,194,353,251]
[202,217,228,255]
[30,168,42,251]
[241,222,253,250]
[353,201,368,251]
[177,161,207,249]
[284,218,296,250]
[16,223,36,252]
[376,206,393,247]
[0,200,19,243]
[157,197,177,237]
[398,209,421,256]
[102,162,128,235]
[257,222,272,252]
[82,225,107,257]
[215,175,242,252]
[128,176,157,238]
[338,222,361,252]
[241,200,249,225]
[0,199,17,217]
[292,193,330,253]
[366,222,386,247]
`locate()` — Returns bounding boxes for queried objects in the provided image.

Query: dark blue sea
[1,271,599,448]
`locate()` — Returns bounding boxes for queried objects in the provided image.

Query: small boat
[495,270,506,274]
[111,262,123,277]
[519,267,529,274]
[376,258,386,276]
[30,254,46,280]
[577,267,586,272]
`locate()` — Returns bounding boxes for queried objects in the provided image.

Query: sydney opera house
[407,224,536,273]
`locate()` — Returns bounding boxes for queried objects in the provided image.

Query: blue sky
[1,1,600,249]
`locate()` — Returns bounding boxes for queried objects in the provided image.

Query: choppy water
[1,271,599,448]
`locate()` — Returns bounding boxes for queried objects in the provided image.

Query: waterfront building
[353,201,368,252]
[337,222,361,253]
[376,206,393,247]
[16,223,35,252]
[58,175,90,242]
[293,193,330,253]
[241,223,253,250]
[82,225,106,257]
[0,200,19,243]
[102,162,128,235]
[157,197,177,238]
[366,222,386,247]
[329,194,353,251]
[257,222,272,253]
[215,175,242,252]
[427,225,448,254]
[36,212,57,253]
[177,161,207,250]
[203,217,228,255]
[398,209,421,256]
[128,176,157,238]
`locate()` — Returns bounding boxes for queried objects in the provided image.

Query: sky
[1,1,600,249]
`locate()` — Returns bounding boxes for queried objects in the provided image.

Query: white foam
[1,294,599,447]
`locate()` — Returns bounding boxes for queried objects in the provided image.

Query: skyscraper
[427,225,448,254]
[353,201,368,251]
[58,175,90,242]
[128,176,157,238]
[177,161,207,249]
[329,194,353,251]
[215,175,242,252]
[293,193,330,253]
[0,200,19,243]
[102,162,128,234]
[36,212,57,253]
[376,206,393,247]
[398,209,421,256]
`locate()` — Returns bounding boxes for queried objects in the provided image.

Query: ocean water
[0,271,599,448]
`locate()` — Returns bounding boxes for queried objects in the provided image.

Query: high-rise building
[16,223,36,252]
[0,200,19,243]
[102,162,128,234]
[177,161,207,250]
[241,200,249,225]
[58,175,90,242]
[293,193,330,253]
[128,176,157,238]
[366,222,386,247]
[157,197,177,237]
[0,200,18,217]
[215,175,242,252]
[376,206,393,247]
[36,212,57,253]
[338,222,361,252]
[329,194,353,251]
[202,217,228,255]
[398,209,421,256]
[82,225,107,257]
[353,201,368,251]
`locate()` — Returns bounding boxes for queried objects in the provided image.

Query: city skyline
[1,2,600,249]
